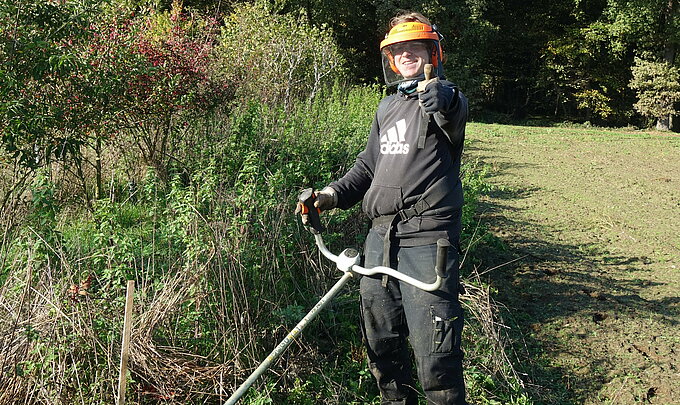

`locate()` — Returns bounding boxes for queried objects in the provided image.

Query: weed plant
[0,84,530,404]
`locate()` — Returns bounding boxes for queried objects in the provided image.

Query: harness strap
[417,110,430,149]
[371,176,452,267]
[380,213,401,267]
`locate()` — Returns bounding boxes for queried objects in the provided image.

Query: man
[299,12,468,405]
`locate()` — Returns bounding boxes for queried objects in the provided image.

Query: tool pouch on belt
[371,175,453,268]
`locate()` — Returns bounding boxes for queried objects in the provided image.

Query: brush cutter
[224,188,450,405]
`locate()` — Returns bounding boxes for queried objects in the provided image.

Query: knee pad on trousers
[364,337,418,403]
[415,354,466,405]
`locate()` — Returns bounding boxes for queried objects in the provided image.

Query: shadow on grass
[464,184,678,405]
[469,112,652,131]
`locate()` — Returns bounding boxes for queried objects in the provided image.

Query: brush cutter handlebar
[313,233,449,292]
[297,187,450,290]
[224,193,450,404]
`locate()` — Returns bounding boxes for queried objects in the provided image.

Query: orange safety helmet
[380,21,444,85]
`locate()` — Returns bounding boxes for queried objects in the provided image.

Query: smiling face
[390,41,431,79]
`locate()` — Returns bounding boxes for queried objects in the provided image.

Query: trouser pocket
[430,303,462,354]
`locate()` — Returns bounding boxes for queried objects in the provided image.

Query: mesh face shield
[380,40,443,86]
[379,21,444,87]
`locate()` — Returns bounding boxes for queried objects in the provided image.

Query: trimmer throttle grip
[298,188,324,234]
[435,239,450,278]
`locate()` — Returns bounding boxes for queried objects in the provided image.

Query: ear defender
[385,49,399,74]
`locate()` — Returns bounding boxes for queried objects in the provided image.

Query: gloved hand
[419,81,457,115]
[314,186,338,211]
[295,186,337,225]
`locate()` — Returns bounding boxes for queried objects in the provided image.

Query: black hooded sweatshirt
[329,80,468,247]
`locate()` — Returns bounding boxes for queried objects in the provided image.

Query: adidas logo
[380,119,410,155]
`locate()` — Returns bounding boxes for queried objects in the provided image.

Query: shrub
[0,0,104,168]
[0,0,231,184]
[0,84,382,403]
[216,2,347,109]
[629,57,680,129]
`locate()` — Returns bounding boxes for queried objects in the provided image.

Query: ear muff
[384,48,399,74]
[432,42,444,68]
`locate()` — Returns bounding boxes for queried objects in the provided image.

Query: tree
[216,2,346,109]
[0,0,105,169]
[0,0,126,207]
[629,57,680,129]
[113,3,231,177]
[1,0,232,202]
[592,0,679,128]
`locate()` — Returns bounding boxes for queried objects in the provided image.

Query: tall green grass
[0,85,529,404]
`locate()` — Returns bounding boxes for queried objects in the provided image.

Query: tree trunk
[656,116,671,131]
[658,0,677,130]
[663,0,676,63]
[95,137,102,200]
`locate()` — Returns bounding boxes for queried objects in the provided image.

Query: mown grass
[464,122,680,404]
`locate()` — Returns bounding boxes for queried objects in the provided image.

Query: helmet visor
[381,40,439,86]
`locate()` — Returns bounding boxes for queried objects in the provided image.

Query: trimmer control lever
[297,188,324,234]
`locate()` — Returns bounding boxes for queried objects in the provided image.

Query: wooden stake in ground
[117,280,135,405]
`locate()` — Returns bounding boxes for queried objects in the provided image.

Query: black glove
[419,81,457,115]
[294,186,337,225]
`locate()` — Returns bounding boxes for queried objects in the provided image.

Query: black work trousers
[360,228,467,405]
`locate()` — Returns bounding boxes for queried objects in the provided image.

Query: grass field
[464,123,680,404]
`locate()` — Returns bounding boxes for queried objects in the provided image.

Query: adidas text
[380,119,410,155]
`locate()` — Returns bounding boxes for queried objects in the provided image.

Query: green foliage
[216,1,347,108]
[1,2,543,403]
[0,0,230,176]
[575,89,615,119]
[460,158,494,252]
[28,170,59,229]
[629,57,680,119]
[537,0,679,125]
[0,0,104,167]
[7,83,379,400]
